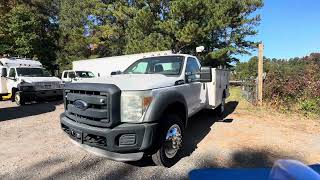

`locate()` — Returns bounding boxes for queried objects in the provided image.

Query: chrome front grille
[34,81,62,90]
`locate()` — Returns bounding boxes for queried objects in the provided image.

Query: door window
[1,68,7,77]
[69,72,75,78]
[63,72,68,78]
[186,57,200,81]
[9,68,16,78]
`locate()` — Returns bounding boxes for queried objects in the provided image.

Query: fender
[143,90,188,126]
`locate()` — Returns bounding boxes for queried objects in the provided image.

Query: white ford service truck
[0,57,63,105]
[60,54,229,167]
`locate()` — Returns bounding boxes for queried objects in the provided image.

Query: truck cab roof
[0,58,42,68]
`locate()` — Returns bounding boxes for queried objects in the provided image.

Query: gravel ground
[0,88,319,180]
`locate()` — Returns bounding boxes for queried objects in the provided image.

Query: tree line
[0,0,263,70]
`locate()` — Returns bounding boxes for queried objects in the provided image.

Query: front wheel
[15,91,26,106]
[152,114,184,167]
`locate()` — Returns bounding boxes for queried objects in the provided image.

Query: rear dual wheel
[152,114,184,167]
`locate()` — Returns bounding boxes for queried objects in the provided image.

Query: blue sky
[238,0,320,62]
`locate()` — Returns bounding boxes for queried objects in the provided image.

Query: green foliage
[57,0,263,69]
[235,53,320,116]
[233,56,259,80]
[299,98,320,114]
[167,0,263,66]
[57,0,93,70]
[0,0,263,70]
[0,0,59,69]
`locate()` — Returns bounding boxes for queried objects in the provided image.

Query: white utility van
[61,70,95,83]
[0,57,63,105]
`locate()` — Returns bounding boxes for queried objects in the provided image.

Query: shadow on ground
[2,147,305,180]
[0,100,62,121]
[230,148,304,168]
[182,101,239,157]
[128,101,239,167]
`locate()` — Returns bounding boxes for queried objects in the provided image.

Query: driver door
[7,68,18,94]
[184,57,204,115]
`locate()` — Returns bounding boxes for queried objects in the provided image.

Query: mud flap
[1,93,12,100]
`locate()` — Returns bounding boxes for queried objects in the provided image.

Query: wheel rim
[15,93,20,103]
[164,124,182,159]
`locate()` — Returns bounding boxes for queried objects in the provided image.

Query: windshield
[16,68,51,77]
[76,71,95,78]
[123,56,184,75]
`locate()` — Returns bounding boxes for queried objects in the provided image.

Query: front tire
[15,91,26,106]
[152,114,184,167]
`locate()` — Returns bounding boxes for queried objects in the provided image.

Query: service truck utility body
[0,57,63,105]
[60,54,229,167]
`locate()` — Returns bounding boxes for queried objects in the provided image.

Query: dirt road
[0,88,319,179]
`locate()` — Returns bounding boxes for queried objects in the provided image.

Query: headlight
[19,81,34,91]
[121,91,153,123]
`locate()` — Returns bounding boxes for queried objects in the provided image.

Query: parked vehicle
[71,51,172,77]
[0,57,63,105]
[61,70,95,83]
[60,53,230,167]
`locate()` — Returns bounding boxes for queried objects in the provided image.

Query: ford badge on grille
[73,100,88,110]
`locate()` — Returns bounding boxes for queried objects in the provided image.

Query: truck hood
[79,74,179,91]
[20,76,62,83]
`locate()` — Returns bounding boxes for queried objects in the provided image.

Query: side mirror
[185,72,193,83]
[198,66,212,82]
[111,71,121,75]
[1,68,7,77]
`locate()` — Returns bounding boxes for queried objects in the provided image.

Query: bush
[234,53,320,116]
[262,54,320,115]
[299,98,320,114]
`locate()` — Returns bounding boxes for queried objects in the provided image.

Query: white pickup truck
[0,57,63,105]
[61,70,95,83]
[60,54,230,167]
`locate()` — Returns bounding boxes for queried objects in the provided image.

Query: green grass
[228,87,253,109]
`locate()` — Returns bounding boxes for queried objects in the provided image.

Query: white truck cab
[61,70,95,83]
[60,53,230,167]
[0,57,63,105]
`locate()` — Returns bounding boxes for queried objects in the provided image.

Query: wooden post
[258,43,264,105]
